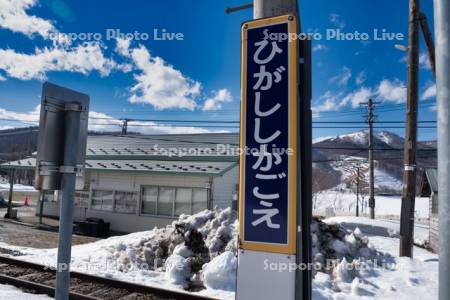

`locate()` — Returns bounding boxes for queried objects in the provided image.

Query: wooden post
[400,0,420,258]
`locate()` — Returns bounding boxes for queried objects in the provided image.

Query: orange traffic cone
[24,196,29,206]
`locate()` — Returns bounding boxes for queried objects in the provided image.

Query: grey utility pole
[227,2,311,298]
[6,169,14,218]
[361,99,376,219]
[255,1,311,300]
[253,0,298,19]
[434,0,450,298]
[418,12,436,77]
[368,99,375,219]
[255,1,312,300]
[55,105,82,299]
[399,0,420,258]
[356,167,360,217]
[121,119,128,135]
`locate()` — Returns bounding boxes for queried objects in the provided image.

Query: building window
[175,188,192,216]
[141,187,158,215]
[158,187,175,216]
[114,191,138,214]
[193,188,208,214]
[43,191,55,203]
[141,186,209,217]
[91,190,114,211]
[75,191,89,208]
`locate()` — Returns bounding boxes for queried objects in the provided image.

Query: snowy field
[0,284,51,299]
[0,207,437,299]
[0,183,36,192]
[313,190,429,221]
[0,209,238,300]
[315,217,438,300]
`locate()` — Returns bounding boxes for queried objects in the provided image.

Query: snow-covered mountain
[312,130,436,194]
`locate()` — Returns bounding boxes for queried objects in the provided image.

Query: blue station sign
[239,15,299,254]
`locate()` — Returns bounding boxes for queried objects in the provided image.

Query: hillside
[312,130,437,194]
[0,127,437,194]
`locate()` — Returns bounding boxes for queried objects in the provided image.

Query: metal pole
[6,169,14,218]
[39,192,44,225]
[356,167,360,217]
[55,105,81,300]
[399,0,420,258]
[418,12,436,77]
[299,38,312,300]
[434,0,450,297]
[253,0,298,19]
[368,99,375,219]
[253,2,311,300]
[121,119,128,135]
[226,3,253,14]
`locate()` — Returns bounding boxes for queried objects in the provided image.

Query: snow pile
[0,284,51,299]
[202,251,237,291]
[0,182,37,192]
[0,207,438,300]
[106,208,238,288]
[312,217,438,300]
[311,217,382,275]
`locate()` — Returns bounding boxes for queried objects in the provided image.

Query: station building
[420,168,439,253]
[1,133,239,233]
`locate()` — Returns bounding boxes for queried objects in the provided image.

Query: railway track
[0,256,216,300]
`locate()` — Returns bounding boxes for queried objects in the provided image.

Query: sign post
[236,15,300,300]
[34,82,89,299]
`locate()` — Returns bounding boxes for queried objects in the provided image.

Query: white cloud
[0,0,56,38]
[202,89,233,111]
[329,13,346,29]
[312,91,345,113]
[312,43,327,52]
[0,104,40,124]
[314,78,435,114]
[422,83,436,100]
[0,43,116,80]
[0,2,226,114]
[355,70,367,85]
[400,52,432,71]
[342,87,373,108]
[376,79,406,103]
[115,37,131,56]
[118,44,201,110]
[0,105,217,134]
[419,52,431,70]
[329,66,352,86]
[313,87,373,113]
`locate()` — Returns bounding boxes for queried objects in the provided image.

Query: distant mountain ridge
[312,130,437,194]
[0,127,437,194]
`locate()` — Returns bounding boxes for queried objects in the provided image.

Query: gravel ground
[0,218,97,249]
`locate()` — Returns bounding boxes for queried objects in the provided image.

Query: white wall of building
[38,168,238,233]
[212,165,239,209]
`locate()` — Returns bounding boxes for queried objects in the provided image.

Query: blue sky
[0,0,437,140]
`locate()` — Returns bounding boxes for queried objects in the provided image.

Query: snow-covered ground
[328,156,403,194]
[0,209,238,300]
[0,207,437,300]
[325,216,429,246]
[315,217,438,300]
[0,183,36,192]
[0,284,51,299]
[313,190,429,221]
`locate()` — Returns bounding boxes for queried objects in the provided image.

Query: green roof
[423,168,438,194]
[1,157,237,177]
[84,133,239,161]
